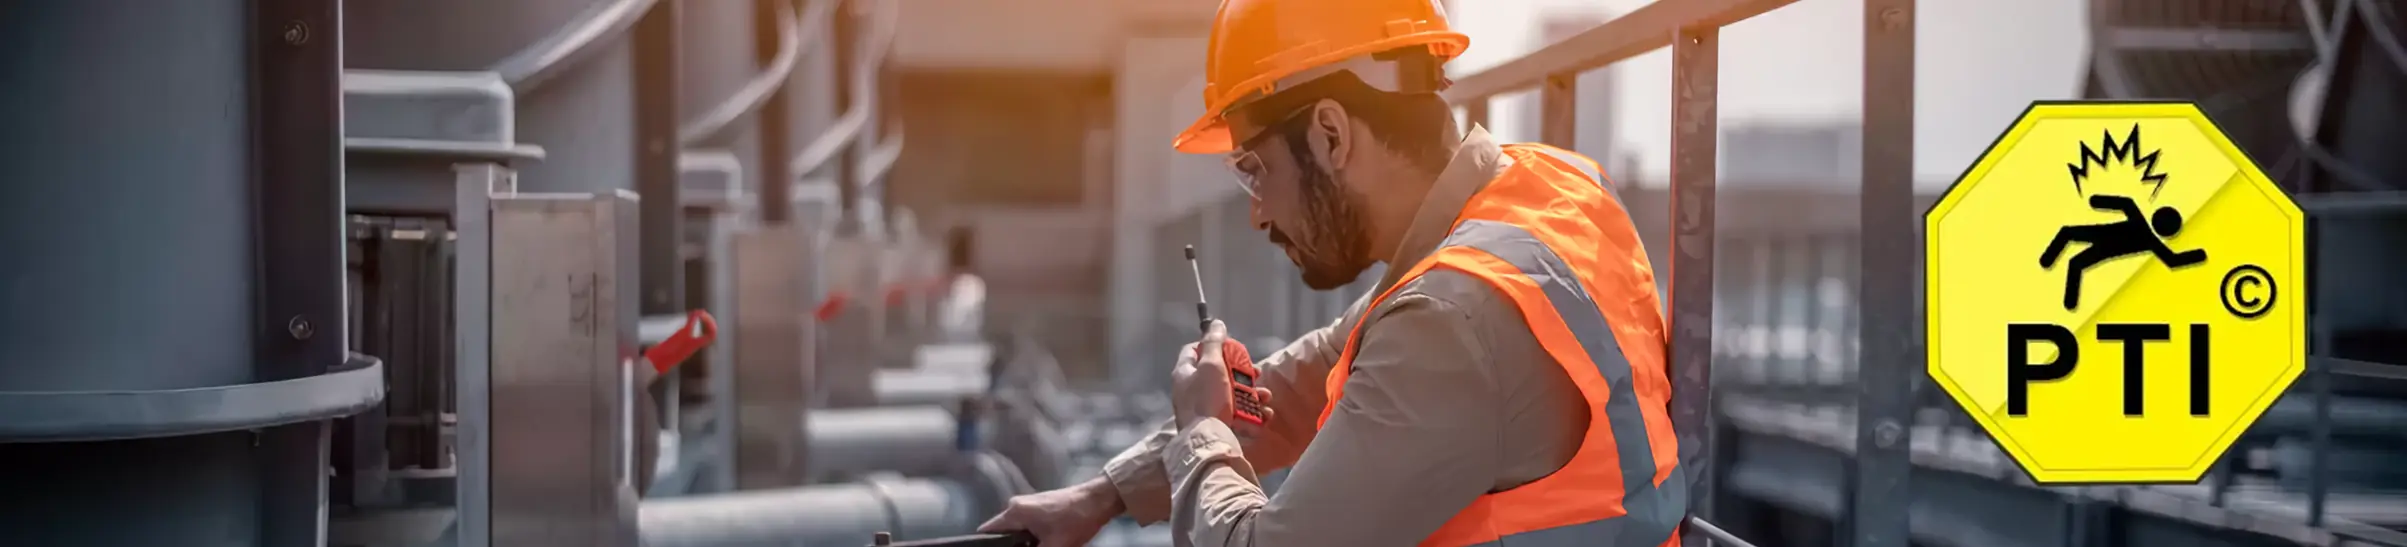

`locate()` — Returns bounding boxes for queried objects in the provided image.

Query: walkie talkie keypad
[1222,341,1265,425]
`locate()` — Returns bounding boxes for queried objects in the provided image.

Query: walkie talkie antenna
[1185,245,1211,333]
[1180,245,1267,426]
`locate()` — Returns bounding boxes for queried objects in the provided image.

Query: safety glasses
[1221,104,1316,200]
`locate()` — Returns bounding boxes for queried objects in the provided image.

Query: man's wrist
[1076,475,1127,516]
[1174,414,1218,433]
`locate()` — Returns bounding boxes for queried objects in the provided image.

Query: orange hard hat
[1172,0,1470,154]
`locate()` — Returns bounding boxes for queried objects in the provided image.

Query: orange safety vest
[1316,144,1686,547]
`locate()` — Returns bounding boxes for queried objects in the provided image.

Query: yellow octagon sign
[1925,101,2306,484]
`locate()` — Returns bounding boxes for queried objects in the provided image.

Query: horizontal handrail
[1443,0,1799,101]
[1686,515,1761,547]
[2297,190,2407,216]
[678,0,827,146]
[491,0,662,91]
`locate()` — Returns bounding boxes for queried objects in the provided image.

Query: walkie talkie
[1186,245,1266,425]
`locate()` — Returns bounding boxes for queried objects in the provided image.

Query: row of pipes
[0,1,1081,546]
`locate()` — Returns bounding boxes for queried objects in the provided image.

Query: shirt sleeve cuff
[1101,428,1177,525]
[1164,418,1254,495]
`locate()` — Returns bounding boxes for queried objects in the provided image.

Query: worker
[979,0,1687,545]
[935,224,986,342]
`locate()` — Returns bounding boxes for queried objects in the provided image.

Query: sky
[1449,0,2093,189]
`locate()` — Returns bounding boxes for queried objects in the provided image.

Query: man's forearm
[1105,320,1345,525]
[1100,419,1180,524]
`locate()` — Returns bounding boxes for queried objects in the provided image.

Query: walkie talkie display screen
[1232,370,1253,387]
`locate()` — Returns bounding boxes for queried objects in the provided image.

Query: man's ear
[1305,98,1353,171]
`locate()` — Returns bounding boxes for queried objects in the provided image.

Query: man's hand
[1171,320,1276,434]
[979,476,1124,546]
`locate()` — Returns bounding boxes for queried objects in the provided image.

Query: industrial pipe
[640,477,971,547]
[804,398,1072,493]
[874,368,989,407]
[806,406,961,481]
[640,451,1032,547]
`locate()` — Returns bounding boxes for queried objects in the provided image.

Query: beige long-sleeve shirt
[1098,128,1597,546]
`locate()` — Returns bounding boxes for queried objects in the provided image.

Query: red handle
[643,310,719,374]
[884,277,950,307]
[815,292,852,322]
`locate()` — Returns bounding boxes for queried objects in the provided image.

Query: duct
[806,406,962,481]
[913,343,998,375]
[875,368,991,407]
[640,452,1033,547]
[804,397,1071,493]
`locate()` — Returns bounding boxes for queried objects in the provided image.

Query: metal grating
[2088,0,2324,187]
[2110,0,2310,29]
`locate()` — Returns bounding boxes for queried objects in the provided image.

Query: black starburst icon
[2037,124,2208,311]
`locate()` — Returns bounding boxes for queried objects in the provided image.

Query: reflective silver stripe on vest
[1526,146,1621,204]
[1442,219,1686,547]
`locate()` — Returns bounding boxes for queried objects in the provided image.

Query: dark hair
[1239,49,1457,173]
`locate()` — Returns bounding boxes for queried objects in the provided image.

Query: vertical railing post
[1849,0,1918,545]
[454,164,511,547]
[755,0,799,226]
[1464,100,1491,131]
[1540,74,1578,149]
[1804,235,1833,386]
[1765,236,1797,386]
[1668,24,1721,545]
[2308,296,2333,526]
[635,1,685,318]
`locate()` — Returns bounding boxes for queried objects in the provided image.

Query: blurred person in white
[935,225,986,342]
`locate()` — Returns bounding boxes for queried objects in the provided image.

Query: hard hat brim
[1174,31,1468,155]
[1173,116,1235,155]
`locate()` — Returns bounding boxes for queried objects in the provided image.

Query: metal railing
[1440,0,1916,544]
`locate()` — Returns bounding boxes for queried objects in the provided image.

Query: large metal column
[0,2,379,545]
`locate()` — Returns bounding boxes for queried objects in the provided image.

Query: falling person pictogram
[2039,194,2208,310]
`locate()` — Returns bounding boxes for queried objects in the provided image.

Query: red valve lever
[815,292,853,322]
[643,310,719,374]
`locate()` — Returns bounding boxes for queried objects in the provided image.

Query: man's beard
[1267,155,1373,291]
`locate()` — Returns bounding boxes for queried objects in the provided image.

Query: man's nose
[1248,199,1269,231]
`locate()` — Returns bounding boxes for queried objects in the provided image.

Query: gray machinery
[0,0,1035,546]
[0,2,383,546]
[2082,0,2407,530]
